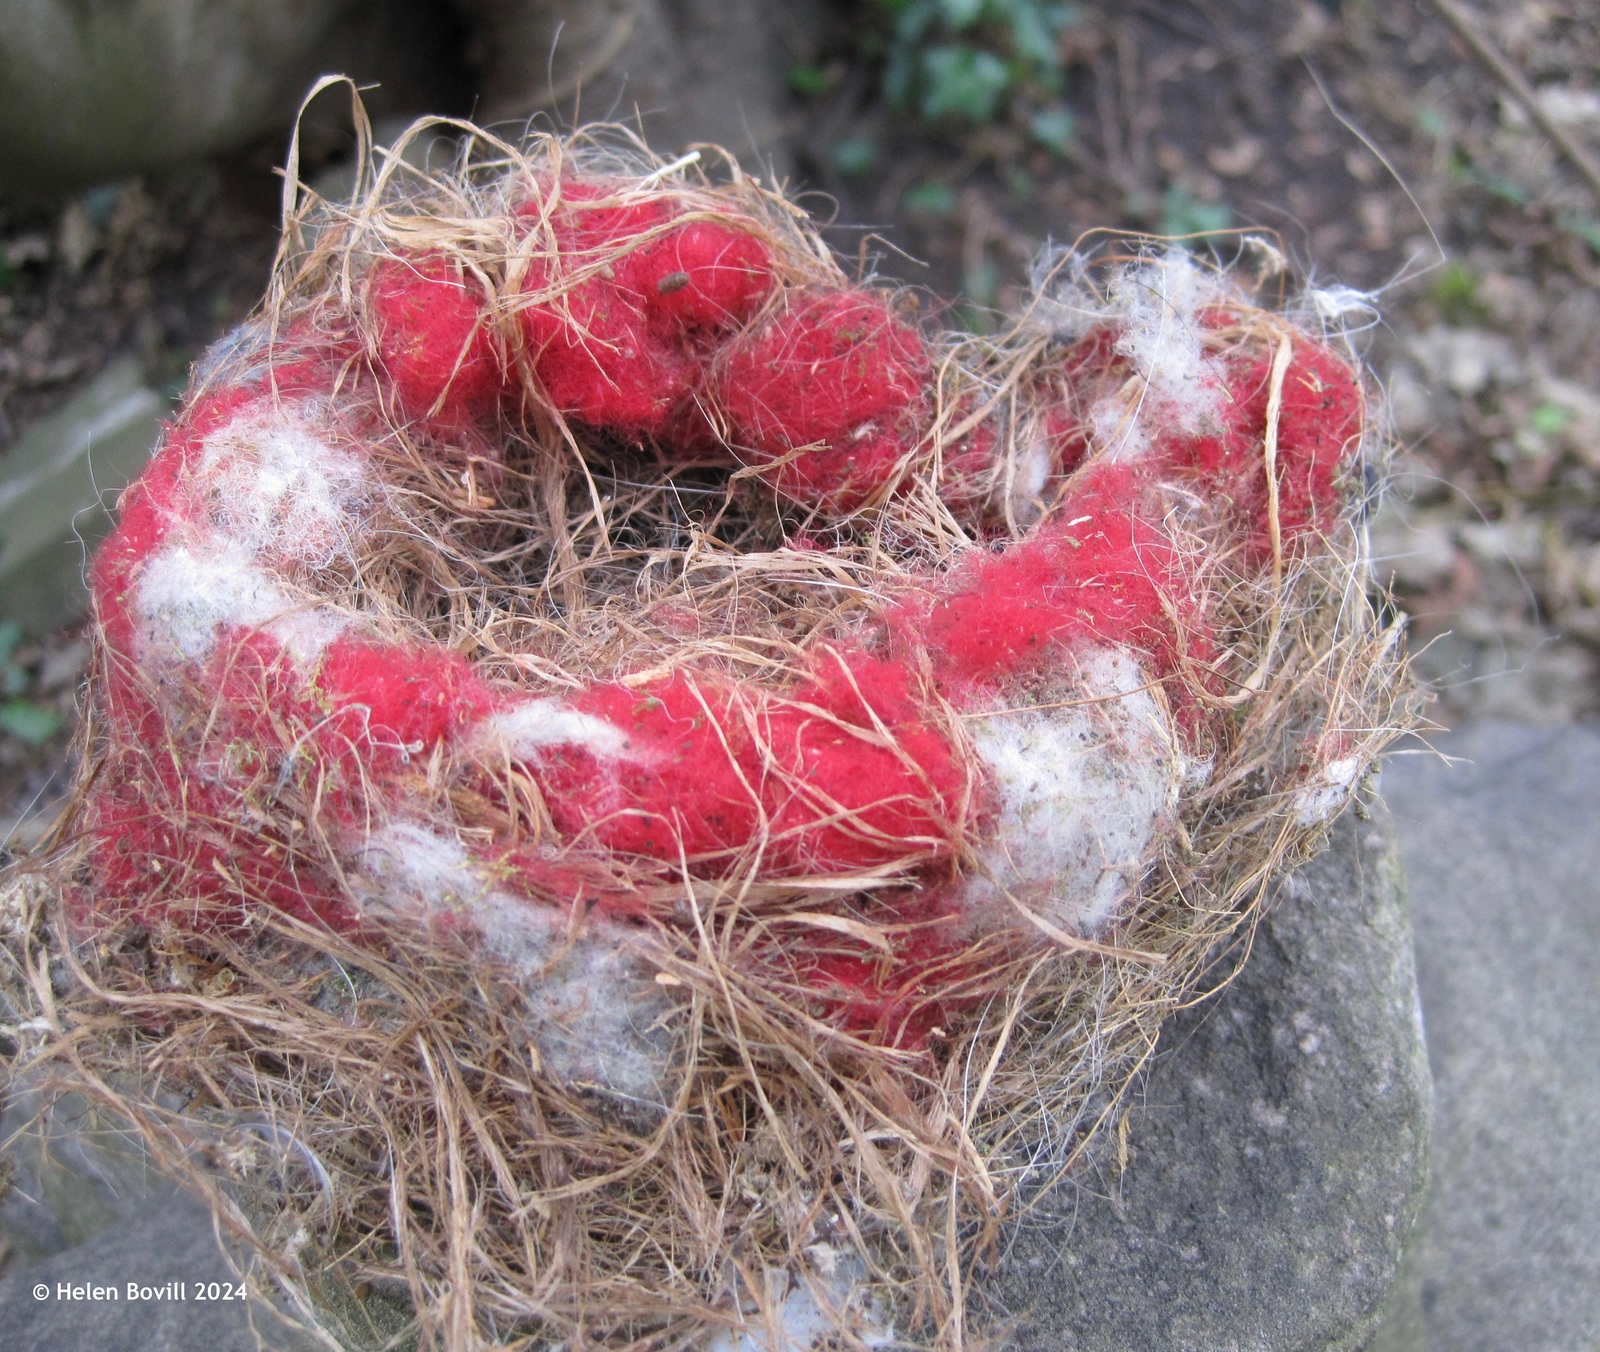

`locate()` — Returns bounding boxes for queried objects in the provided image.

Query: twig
[1423,0,1600,204]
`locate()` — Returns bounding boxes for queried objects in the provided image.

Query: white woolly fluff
[1291,755,1363,826]
[351,818,499,919]
[1307,284,1381,328]
[1031,249,1231,459]
[1090,390,1150,462]
[472,699,636,761]
[1006,432,1055,523]
[188,320,274,391]
[707,1256,894,1352]
[134,538,349,664]
[509,920,678,1108]
[1105,252,1225,439]
[960,646,1189,935]
[353,820,676,1105]
[197,399,371,568]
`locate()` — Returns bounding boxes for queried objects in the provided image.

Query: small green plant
[0,621,63,747]
[833,135,881,180]
[903,181,957,215]
[878,0,1077,130]
[1447,151,1530,207]
[1027,107,1075,157]
[1160,185,1233,244]
[788,63,834,97]
[1429,262,1487,325]
[1558,213,1600,256]
[1527,401,1574,439]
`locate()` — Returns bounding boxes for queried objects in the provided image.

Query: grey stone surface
[0,0,349,192]
[1381,721,1600,1352]
[991,802,1432,1352]
[0,358,165,636]
[0,1191,309,1352]
[0,805,1430,1349]
[0,1090,172,1264]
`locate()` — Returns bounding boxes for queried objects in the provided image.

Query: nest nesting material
[0,107,1414,1351]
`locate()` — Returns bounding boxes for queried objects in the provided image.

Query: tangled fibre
[0,105,1415,1350]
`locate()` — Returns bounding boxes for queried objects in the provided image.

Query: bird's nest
[0,104,1415,1351]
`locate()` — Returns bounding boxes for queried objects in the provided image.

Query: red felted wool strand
[527,656,965,882]
[532,674,766,865]
[715,290,933,508]
[1150,339,1364,561]
[314,637,493,772]
[902,464,1208,697]
[518,185,774,442]
[764,651,966,874]
[368,253,508,428]
[1042,319,1365,560]
[629,219,774,334]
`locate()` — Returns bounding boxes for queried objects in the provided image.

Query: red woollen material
[1048,322,1363,557]
[368,255,508,428]
[85,630,492,932]
[85,628,347,932]
[314,638,493,772]
[716,291,933,508]
[764,652,965,873]
[84,760,346,932]
[534,657,964,879]
[1168,338,1364,556]
[90,345,360,730]
[900,464,1207,697]
[519,186,774,440]
[1033,327,1126,480]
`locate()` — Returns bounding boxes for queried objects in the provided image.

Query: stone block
[0,358,164,636]
[1381,722,1600,1352]
[989,802,1432,1351]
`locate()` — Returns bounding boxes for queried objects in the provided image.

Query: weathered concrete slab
[0,358,164,636]
[990,802,1432,1352]
[1381,722,1600,1352]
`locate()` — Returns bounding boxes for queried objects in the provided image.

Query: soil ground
[2,0,1598,853]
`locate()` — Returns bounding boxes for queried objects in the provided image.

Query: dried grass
[0,106,1417,1351]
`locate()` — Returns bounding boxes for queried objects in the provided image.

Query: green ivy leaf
[1429,262,1486,325]
[903,181,957,215]
[833,136,881,179]
[1558,213,1600,254]
[1029,107,1075,156]
[895,0,941,45]
[938,0,986,28]
[1528,402,1575,438]
[1005,2,1058,66]
[1161,186,1233,244]
[918,45,1012,121]
[788,63,832,97]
